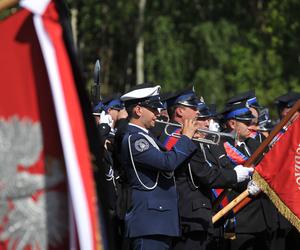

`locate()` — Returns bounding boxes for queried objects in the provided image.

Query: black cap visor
[110,104,124,111]
[141,101,164,109]
[197,108,213,118]
[140,97,164,109]
[124,95,164,109]
[235,111,255,122]
[178,97,199,108]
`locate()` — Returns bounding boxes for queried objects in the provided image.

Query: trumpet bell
[156,119,235,145]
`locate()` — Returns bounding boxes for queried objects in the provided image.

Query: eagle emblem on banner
[0,117,68,250]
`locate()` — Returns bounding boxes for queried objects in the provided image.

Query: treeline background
[2,0,300,117]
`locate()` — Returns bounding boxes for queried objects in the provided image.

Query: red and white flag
[253,114,300,232]
[0,0,102,249]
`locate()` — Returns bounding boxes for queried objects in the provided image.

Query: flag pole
[212,108,289,211]
[212,99,300,224]
[0,0,18,12]
[212,190,249,223]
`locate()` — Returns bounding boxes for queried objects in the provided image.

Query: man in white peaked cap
[118,84,198,250]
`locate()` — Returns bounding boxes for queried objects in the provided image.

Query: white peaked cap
[121,85,161,101]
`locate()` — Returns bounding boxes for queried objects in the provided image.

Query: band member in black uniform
[158,89,254,250]
[226,90,266,144]
[220,100,278,250]
[275,91,300,121]
[91,95,128,250]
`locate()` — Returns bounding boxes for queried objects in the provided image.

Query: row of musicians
[94,85,300,250]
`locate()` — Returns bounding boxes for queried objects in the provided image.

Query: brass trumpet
[155,119,236,145]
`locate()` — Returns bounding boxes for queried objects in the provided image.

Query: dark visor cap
[222,103,255,121]
[275,91,300,109]
[124,95,164,109]
[197,102,213,118]
[235,111,255,122]
[104,100,124,111]
[165,91,199,108]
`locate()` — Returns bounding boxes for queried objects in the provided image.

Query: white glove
[209,119,220,132]
[100,111,113,128]
[247,180,261,196]
[234,165,254,183]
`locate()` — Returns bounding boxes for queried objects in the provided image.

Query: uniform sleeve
[209,144,235,169]
[129,133,197,172]
[189,149,237,188]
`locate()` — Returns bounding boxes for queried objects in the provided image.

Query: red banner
[253,115,300,232]
[0,1,102,249]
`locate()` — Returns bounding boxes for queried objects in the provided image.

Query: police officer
[119,84,199,250]
[158,89,254,250]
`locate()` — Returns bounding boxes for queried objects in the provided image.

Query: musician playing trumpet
[158,88,253,250]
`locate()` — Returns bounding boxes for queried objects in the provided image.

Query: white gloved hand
[234,165,254,183]
[209,119,220,132]
[247,180,261,196]
[100,111,113,128]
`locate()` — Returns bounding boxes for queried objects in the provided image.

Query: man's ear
[227,119,236,130]
[134,105,143,118]
[175,106,184,118]
[107,107,113,114]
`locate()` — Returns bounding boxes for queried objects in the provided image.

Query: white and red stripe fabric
[0,0,102,249]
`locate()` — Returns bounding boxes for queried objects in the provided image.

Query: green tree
[3,0,298,117]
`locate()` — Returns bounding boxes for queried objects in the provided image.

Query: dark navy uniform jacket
[121,124,197,238]
[175,143,238,234]
[159,124,237,234]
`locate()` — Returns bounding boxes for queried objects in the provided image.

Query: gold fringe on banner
[253,172,300,233]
